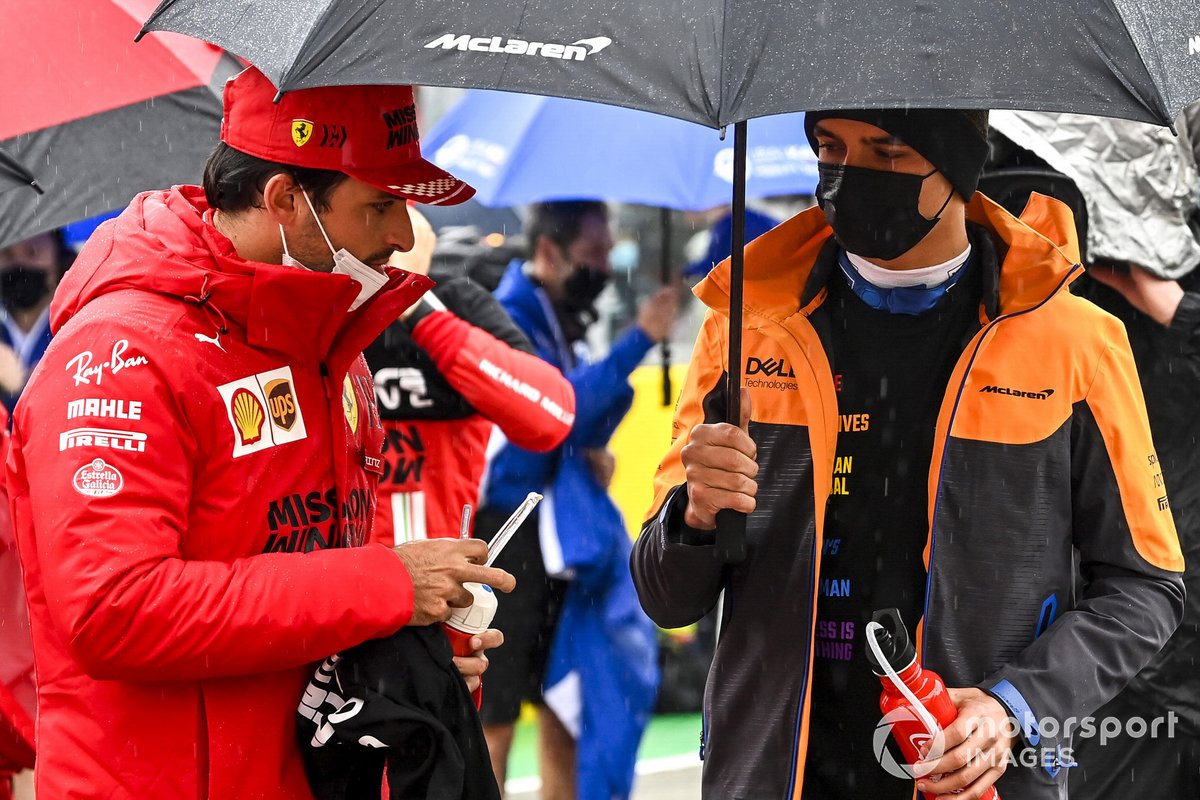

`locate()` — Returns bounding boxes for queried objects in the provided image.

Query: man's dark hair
[525,200,608,257]
[202,142,347,214]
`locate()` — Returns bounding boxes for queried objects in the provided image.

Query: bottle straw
[459,504,472,539]
[486,492,543,567]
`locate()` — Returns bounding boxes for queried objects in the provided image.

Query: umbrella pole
[659,206,672,407]
[0,149,43,195]
[714,120,748,564]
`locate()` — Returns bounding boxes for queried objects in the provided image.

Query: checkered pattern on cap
[388,178,463,202]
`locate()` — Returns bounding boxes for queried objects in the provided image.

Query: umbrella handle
[714,120,751,565]
[714,508,747,564]
[660,342,672,406]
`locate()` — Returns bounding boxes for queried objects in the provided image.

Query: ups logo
[265,378,298,431]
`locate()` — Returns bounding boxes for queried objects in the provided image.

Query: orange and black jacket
[631,194,1185,799]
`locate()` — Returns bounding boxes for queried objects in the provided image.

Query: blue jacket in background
[485,260,661,800]
[484,260,654,510]
[0,311,53,412]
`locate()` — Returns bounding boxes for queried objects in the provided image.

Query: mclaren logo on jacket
[217,367,308,457]
[979,385,1055,400]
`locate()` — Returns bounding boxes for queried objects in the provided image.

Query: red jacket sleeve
[411,310,574,451]
[8,320,414,682]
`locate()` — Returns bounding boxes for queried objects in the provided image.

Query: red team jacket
[6,186,435,799]
[365,277,573,544]
[0,405,35,800]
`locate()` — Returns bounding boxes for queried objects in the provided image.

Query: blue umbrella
[424,90,816,211]
[424,90,815,409]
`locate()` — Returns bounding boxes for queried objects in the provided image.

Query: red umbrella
[0,0,238,247]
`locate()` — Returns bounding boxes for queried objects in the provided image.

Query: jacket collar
[53,186,432,373]
[495,260,574,367]
[694,192,1081,322]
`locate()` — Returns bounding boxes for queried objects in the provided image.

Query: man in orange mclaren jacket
[6,66,514,799]
[631,109,1185,800]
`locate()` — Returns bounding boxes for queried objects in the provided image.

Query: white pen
[485,492,543,567]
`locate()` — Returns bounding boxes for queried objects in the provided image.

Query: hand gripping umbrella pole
[714,121,748,565]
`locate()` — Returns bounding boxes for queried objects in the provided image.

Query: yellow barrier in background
[609,363,690,538]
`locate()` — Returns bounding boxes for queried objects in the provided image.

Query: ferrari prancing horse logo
[292,119,314,147]
[342,375,359,432]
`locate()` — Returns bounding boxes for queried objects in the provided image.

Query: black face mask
[816,163,952,261]
[561,264,610,317]
[0,265,52,313]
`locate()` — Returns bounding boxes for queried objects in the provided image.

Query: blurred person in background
[479,200,678,799]
[365,207,573,544]
[683,206,781,279]
[0,229,73,410]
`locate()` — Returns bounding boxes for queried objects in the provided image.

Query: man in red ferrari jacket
[5,65,514,800]
[366,210,574,545]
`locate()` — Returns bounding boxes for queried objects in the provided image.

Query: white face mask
[279,189,389,311]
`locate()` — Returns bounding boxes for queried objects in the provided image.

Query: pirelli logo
[60,427,147,452]
[979,385,1055,400]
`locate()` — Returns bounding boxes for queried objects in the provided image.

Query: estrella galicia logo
[746,356,796,378]
[979,385,1055,400]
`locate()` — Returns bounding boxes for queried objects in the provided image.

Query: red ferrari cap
[220,66,474,206]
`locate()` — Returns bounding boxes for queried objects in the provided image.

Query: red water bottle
[442,582,497,708]
[865,608,1000,800]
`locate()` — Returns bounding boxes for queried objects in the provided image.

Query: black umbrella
[0,148,42,197]
[141,0,1200,562]
[142,0,1198,127]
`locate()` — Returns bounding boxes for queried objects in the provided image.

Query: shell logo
[231,388,265,445]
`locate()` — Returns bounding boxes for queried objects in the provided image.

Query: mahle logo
[424,33,613,62]
[979,385,1055,400]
